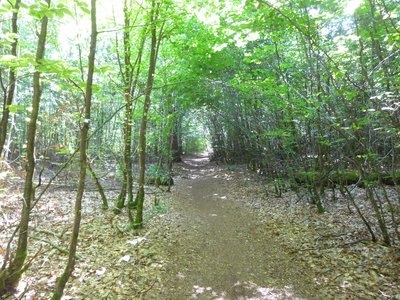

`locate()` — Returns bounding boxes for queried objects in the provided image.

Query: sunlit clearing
[344,0,363,15]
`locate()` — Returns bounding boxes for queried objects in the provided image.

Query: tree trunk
[171,118,182,162]
[115,7,147,215]
[122,0,135,221]
[114,167,127,213]
[366,185,391,246]
[134,0,160,228]
[87,161,108,210]
[52,0,97,298]
[0,0,49,294]
[0,0,21,156]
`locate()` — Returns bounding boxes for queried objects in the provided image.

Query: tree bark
[87,161,108,210]
[115,7,147,215]
[0,0,49,294]
[0,0,21,157]
[171,118,182,162]
[134,0,160,228]
[52,0,97,298]
[123,0,135,221]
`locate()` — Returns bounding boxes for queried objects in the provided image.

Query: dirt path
[150,156,318,299]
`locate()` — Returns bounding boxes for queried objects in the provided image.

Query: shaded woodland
[0,0,399,298]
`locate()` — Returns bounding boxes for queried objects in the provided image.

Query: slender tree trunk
[122,0,135,221]
[339,184,377,242]
[367,0,391,91]
[87,161,108,210]
[114,169,127,212]
[0,0,49,294]
[0,0,21,157]
[171,118,182,162]
[52,0,97,298]
[354,18,374,93]
[115,8,147,215]
[134,0,159,228]
[366,185,391,246]
[167,114,176,192]
[113,22,134,213]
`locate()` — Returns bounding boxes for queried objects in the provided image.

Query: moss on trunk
[294,170,400,187]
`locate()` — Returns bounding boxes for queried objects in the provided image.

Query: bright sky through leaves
[343,0,363,15]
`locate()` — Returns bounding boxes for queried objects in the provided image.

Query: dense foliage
[0,0,399,297]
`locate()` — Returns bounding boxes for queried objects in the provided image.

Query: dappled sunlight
[175,154,247,182]
[0,177,170,298]
[191,282,301,299]
[213,172,234,180]
[182,154,211,167]
[154,155,320,299]
[211,193,228,201]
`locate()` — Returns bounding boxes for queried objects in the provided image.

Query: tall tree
[0,0,50,294]
[0,0,21,156]
[114,1,147,219]
[121,0,135,221]
[52,0,97,298]
[134,0,162,228]
[114,0,134,214]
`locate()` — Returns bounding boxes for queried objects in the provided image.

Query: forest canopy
[0,0,399,298]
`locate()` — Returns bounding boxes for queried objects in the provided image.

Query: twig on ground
[1,224,19,270]
[31,236,80,260]
[32,228,63,240]
[139,280,157,296]
[341,239,368,247]
[21,245,44,275]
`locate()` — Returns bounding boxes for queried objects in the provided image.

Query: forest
[0,0,399,298]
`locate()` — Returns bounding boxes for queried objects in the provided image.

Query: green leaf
[28,3,44,18]
[0,55,18,65]
[0,53,33,68]
[51,3,73,18]
[96,65,113,74]
[36,59,79,77]
[0,33,19,47]
[74,0,90,14]
[1,2,12,10]
[56,148,70,155]
[7,104,24,113]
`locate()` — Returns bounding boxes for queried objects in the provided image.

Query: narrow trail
[152,155,317,299]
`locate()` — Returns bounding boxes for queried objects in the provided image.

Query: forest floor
[1,155,400,299]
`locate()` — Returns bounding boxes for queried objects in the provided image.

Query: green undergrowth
[226,164,237,171]
[148,201,167,218]
[146,164,173,186]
